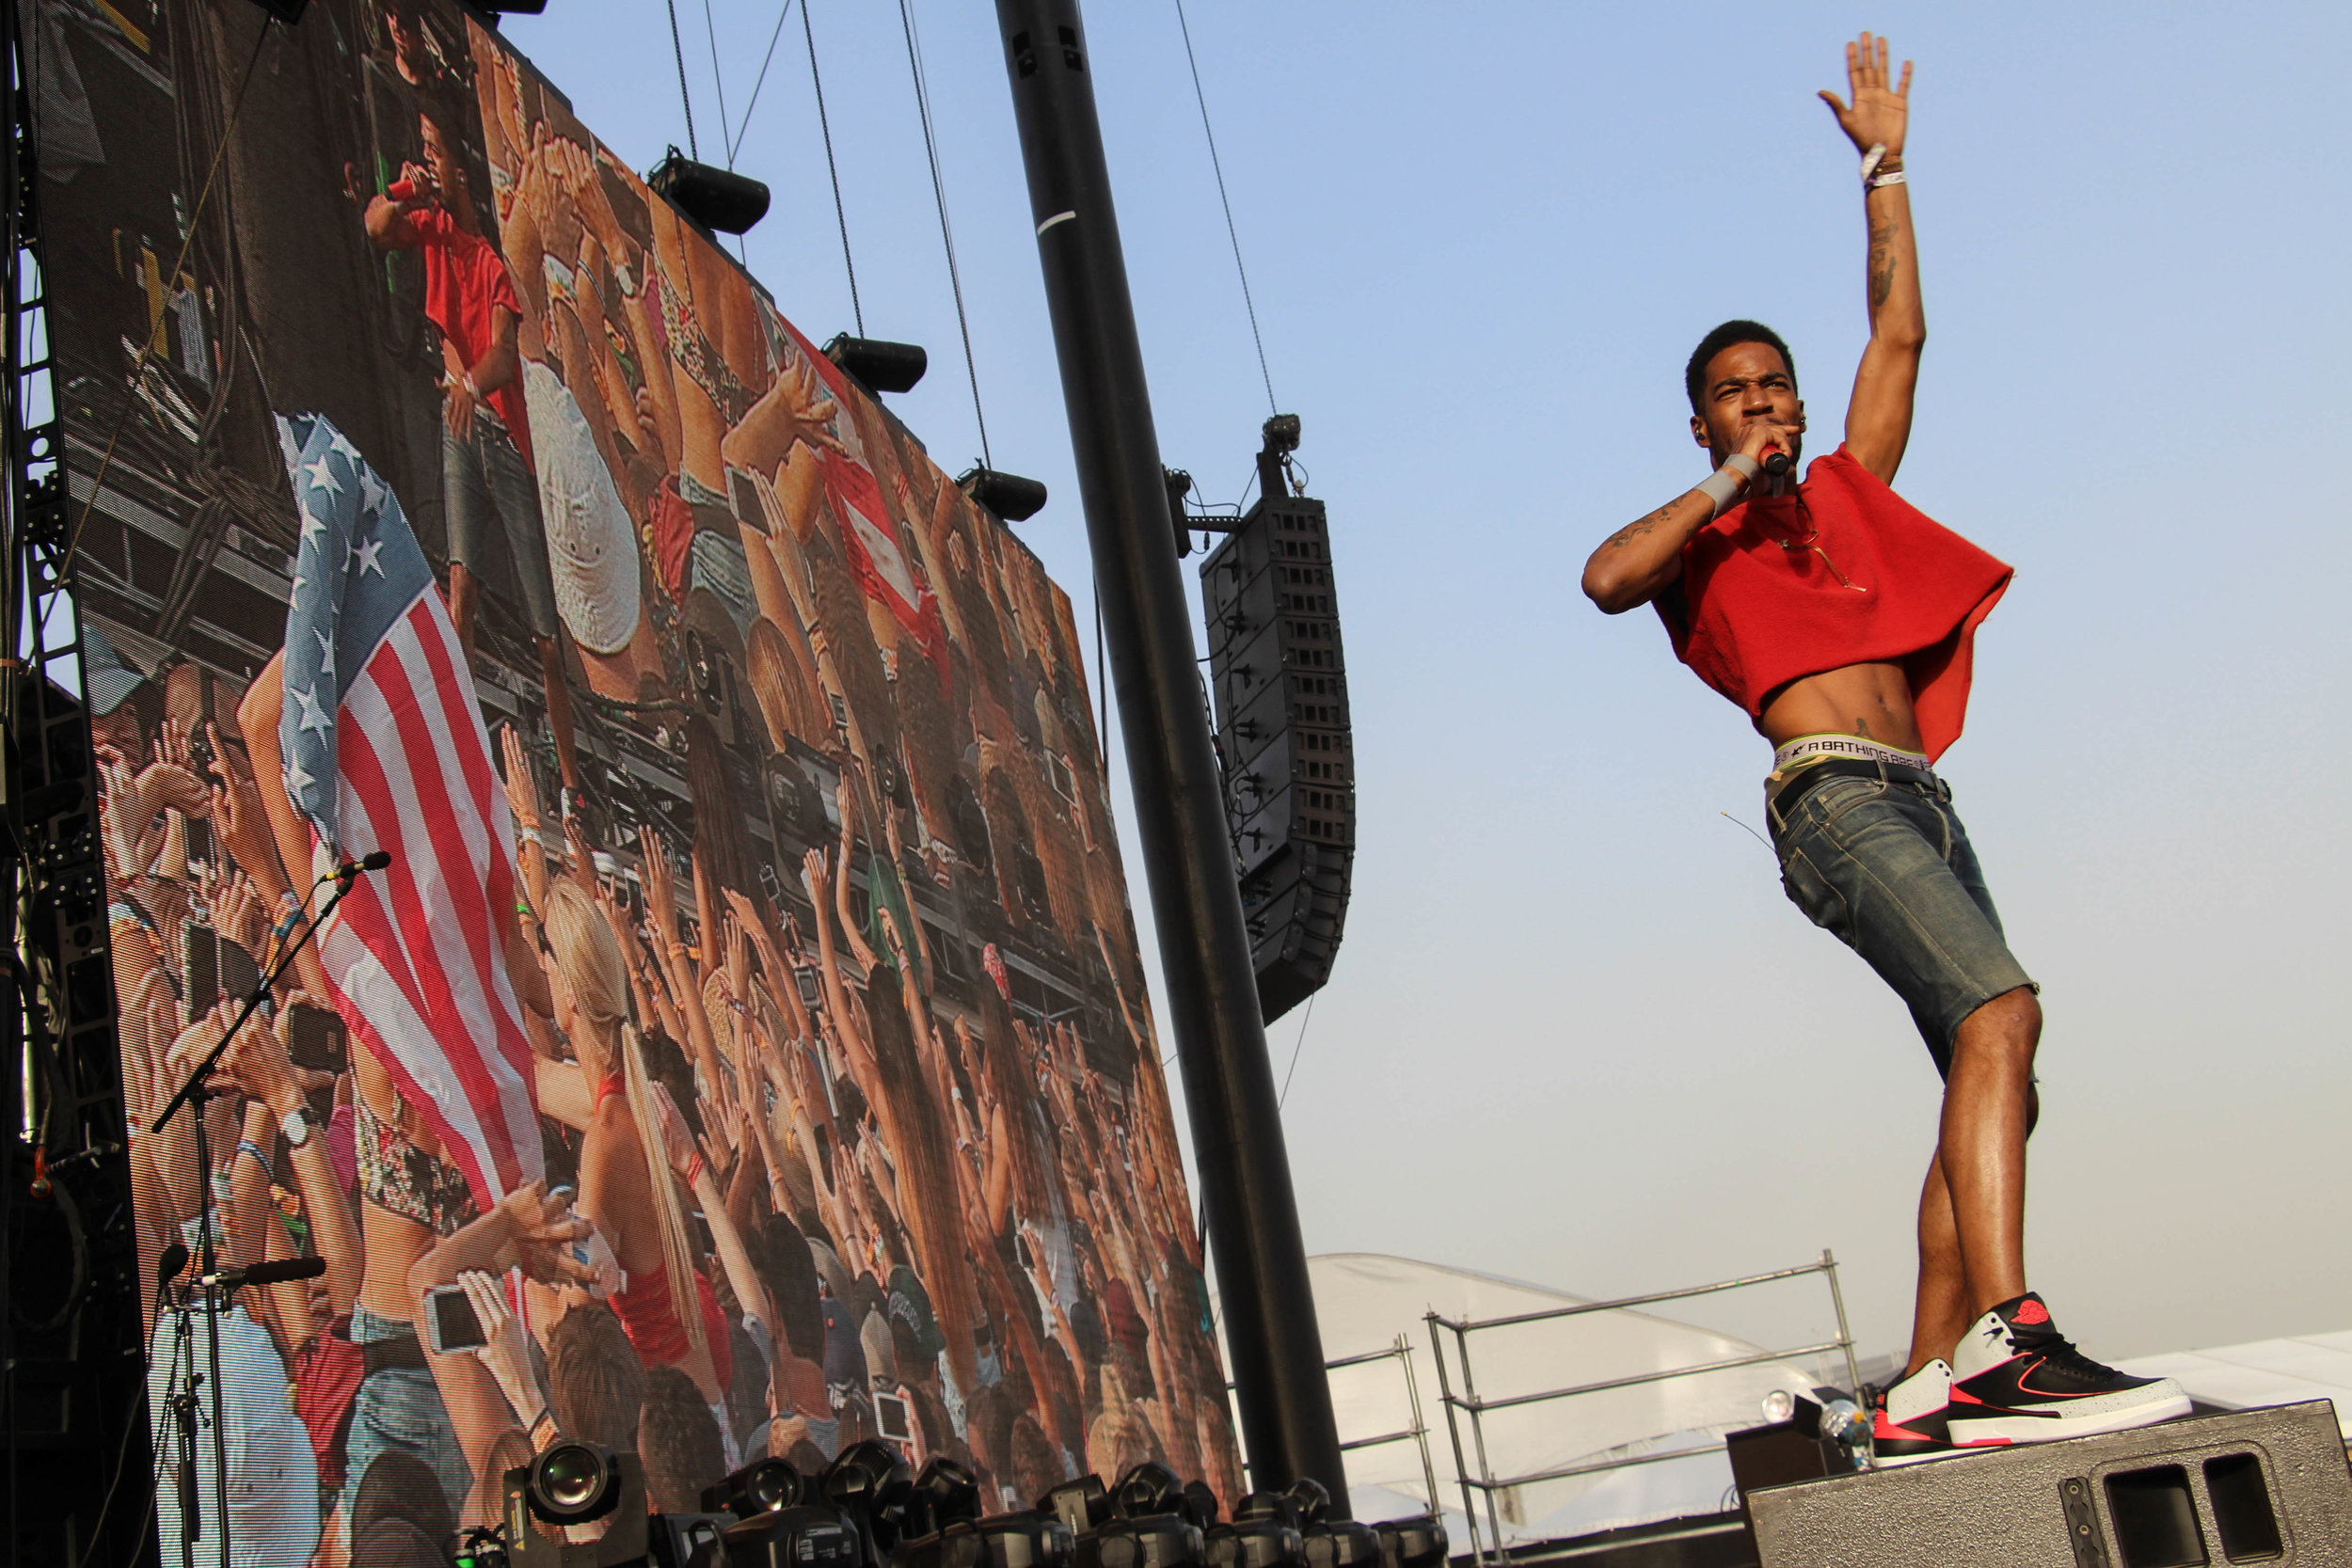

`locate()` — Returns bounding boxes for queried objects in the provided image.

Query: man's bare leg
[450,561,480,661]
[537,635,580,793]
[1905,1151,1972,1376]
[1906,986,2040,1378]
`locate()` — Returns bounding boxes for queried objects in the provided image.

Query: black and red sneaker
[1871,1359,2001,1466]
[1947,1294,2190,1445]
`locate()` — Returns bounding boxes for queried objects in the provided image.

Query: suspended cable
[62,22,272,580]
[896,0,991,468]
[801,0,864,336]
[663,0,701,160]
[727,0,801,166]
[1172,0,1278,414]
[699,0,733,164]
[1278,991,1315,1105]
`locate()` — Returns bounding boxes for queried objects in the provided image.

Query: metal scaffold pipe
[989,0,1348,1508]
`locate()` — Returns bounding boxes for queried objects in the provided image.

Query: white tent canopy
[1218,1254,1848,1544]
[2120,1333,2352,1437]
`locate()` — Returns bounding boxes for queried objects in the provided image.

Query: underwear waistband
[1770,732,1933,782]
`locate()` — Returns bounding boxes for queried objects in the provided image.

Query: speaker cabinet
[1747,1402,2352,1567]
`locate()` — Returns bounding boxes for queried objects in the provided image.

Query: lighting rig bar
[2,3,151,1561]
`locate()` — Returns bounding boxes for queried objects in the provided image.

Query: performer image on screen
[1580,35,2190,1465]
[365,102,585,806]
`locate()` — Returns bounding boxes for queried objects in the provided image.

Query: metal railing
[1232,1334,1442,1520]
[1424,1251,1862,1564]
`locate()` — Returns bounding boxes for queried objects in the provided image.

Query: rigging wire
[896,0,992,468]
[1172,0,1277,414]
[1278,990,1315,1105]
[662,0,702,159]
[802,0,865,337]
[698,0,734,163]
[727,0,801,166]
[61,21,272,581]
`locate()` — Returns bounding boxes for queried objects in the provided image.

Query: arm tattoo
[1604,505,1677,551]
[1867,219,1898,310]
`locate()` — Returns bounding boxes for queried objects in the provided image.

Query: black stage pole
[990,0,1348,1505]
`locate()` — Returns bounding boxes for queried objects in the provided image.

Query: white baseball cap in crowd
[522,358,640,655]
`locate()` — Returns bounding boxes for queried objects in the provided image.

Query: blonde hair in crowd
[542,881,706,1354]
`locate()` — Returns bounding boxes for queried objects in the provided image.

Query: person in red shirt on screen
[365,103,581,804]
[1581,35,2186,1465]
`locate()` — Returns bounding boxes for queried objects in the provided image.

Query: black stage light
[1206,1518,1302,1568]
[1040,1476,1114,1539]
[825,1439,914,1563]
[648,1511,733,1568]
[720,1504,865,1568]
[648,147,772,236]
[501,1445,651,1568]
[706,1455,809,1518]
[824,335,929,395]
[530,1440,625,1525]
[905,1458,985,1539]
[1181,1483,1221,1530]
[1090,1515,1205,1568]
[1372,1517,1447,1568]
[1298,1522,1378,1568]
[1112,1463,1187,1522]
[958,467,1049,524]
[1285,1481,1330,1527]
[900,1512,1077,1568]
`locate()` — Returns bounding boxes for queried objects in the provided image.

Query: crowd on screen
[96,3,1236,1565]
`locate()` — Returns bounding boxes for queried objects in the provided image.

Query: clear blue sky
[500,0,2352,1365]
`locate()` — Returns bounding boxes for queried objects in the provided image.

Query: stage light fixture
[825,335,929,395]
[530,1440,624,1524]
[501,1446,652,1568]
[1112,1462,1187,1522]
[1372,1518,1446,1568]
[719,1504,865,1568]
[959,467,1049,523]
[1091,1514,1205,1568]
[906,1458,985,1538]
[1040,1476,1114,1538]
[1206,1515,1302,1568]
[648,147,772,236]
[707,1455,809,1517]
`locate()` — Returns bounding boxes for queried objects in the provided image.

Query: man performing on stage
[1581,35,2187,1465]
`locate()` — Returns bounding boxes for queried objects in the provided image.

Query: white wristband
[1867,169,1907,190]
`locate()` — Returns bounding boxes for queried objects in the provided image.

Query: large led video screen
[37,0,1238,1556]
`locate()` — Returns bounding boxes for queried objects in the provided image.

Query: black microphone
[197,1255,328,1291]
[324,849,394,884]
[157,1241,191,1286]
[1763,450,1792,477]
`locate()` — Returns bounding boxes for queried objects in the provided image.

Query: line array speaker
[1200,489,1353,1022]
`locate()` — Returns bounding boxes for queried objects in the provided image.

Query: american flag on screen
[276,412,541,1207]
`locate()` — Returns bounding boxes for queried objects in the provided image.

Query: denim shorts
[338,1306,469,1546]
[444,414,559,640]
[1767,769,2036,1076]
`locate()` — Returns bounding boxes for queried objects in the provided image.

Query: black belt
[1770,755,1945,817]
[362,1327,429,1377]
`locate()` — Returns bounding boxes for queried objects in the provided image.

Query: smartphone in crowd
[423,1283,487,1354]
[183,927,261,1016]
[286,1003,349,1074]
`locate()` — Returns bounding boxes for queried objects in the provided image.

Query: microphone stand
[150,863,370,1568]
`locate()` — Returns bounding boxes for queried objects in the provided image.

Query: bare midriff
[1758,659,1926,753]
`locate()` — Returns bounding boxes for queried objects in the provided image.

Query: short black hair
[1685,320,1795,414]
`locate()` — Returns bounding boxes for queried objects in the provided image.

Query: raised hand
[1819,31,1911,158]
[500,725,544,836]
[642,827,682,940]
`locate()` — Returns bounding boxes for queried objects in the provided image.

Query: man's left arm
[1820,33,1922,484]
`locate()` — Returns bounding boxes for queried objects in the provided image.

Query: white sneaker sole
[1947,1390,2193,1446]
[1873,1445,1995,1468]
